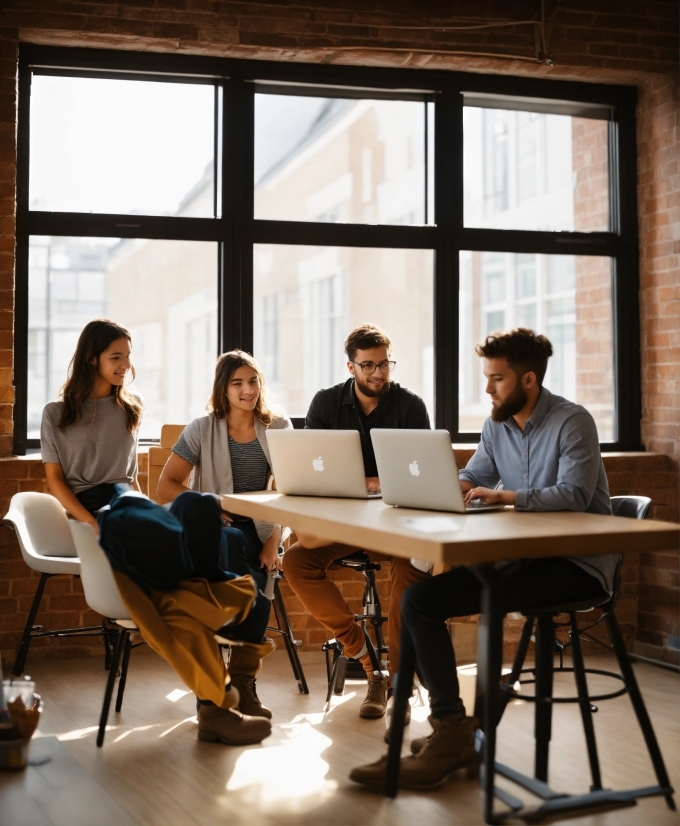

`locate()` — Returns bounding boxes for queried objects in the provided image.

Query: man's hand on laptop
[464,487,516,506]
[366,476,381,493]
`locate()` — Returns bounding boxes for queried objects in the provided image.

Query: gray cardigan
[173,412,292,542]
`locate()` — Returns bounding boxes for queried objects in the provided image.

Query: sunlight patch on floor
[165,688,192,703]
[223,721,337,812]
[159,716,196,738]
[113,724,157,743]
[57,725,105,741]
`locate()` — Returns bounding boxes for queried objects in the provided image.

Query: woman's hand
[258,531,282,571]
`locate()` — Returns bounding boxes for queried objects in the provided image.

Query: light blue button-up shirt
[460,387,617,594]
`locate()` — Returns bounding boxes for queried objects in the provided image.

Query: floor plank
[1,649,678,826]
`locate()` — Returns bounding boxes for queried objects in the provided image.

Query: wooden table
[221,492,680,824]
[220,491,678,566]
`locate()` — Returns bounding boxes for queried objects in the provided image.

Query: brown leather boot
[226,643,273,719]
[197,703,271,745]
[350,710,481,790]
[409,728,429,754]
[360,673,388,718]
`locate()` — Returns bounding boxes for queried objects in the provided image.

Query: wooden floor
[1,648,679,826]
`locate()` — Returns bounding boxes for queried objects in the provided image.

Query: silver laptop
[266,429,380,499]
[371,429,503,513]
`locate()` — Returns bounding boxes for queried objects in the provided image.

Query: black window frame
[14,45,640,453]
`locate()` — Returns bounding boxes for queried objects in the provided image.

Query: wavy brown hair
[58,319,143,432]
[208,350,273,426]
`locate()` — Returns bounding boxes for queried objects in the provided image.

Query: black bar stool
[494,496,675,816]
[322,551,388,702]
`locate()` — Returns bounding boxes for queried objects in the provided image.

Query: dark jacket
[305,378,430,477]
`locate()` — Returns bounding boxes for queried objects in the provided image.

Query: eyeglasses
[352,360,396,375]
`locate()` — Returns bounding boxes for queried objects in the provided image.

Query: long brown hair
[59,319,144,432]
[208,350,273,426]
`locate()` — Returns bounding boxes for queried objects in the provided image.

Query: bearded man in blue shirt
[351,327,613,790]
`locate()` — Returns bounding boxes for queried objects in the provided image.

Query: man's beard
[491,382,528,422]
[354,374,390,398]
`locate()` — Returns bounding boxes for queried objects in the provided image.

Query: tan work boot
[360,672,388,718]
[225,642,273,719]
[350,710,481,790]
[197,703,271,746]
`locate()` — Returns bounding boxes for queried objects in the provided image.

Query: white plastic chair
[69,521,141,747]
[4,492,104,676]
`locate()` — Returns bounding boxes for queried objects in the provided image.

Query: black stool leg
[534,615,555,782]
[115,631,133,712]
[98,628,125,747]
[362,626,381,673]
[496,616,534,724]
[325,650,348,703]
[568,612,602,790]
[605,613,676,811]
[364,569,388,663]
[12,573,50,676]
[273,582,309,694]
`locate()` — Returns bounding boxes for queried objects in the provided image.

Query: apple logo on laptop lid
[409,460,420,477]
[313,456,324,472]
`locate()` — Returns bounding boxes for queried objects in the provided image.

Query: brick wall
[636,71,680,665]
[0,1,677,666]
[0,1,677,81]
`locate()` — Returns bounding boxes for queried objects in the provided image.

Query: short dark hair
[476,328,554,386]
[344,324,392,363]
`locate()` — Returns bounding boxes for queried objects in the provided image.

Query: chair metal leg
[605,613,676,811]
[102,622,113,671]
[325,651,348,703]
[97,629,125,747]
[496,616,534,724]
[115,632,133,713]
[361,626,382,673]
[534,615,555,782]
[273,582,309,694]
[569,612,603,790]
[13,573,50,676]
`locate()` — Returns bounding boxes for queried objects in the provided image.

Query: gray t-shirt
[40,395,140,494]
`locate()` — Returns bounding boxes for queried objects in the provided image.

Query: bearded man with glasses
[282,324,431,724]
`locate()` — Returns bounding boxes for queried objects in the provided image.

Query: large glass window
[255,95,434,226]
[29,76,215,216]
[28,236,217,439]
[15,50,639,451]
[463,106,610,232]
[253,245,434,420]
[459,251,615,440]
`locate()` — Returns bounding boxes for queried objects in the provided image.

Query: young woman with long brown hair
[157,349,291,725]
[41,319,144,534]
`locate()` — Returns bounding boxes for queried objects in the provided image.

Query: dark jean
[219,517,266,592]
[401,558,608,718]
[76,483,118,516]
[170,492,270,644]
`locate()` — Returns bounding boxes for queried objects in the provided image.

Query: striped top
[228,435,270,493]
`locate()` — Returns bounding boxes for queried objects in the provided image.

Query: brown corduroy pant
[282,542,429,677]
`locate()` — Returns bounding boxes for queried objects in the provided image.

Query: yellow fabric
[113,571,262,709]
